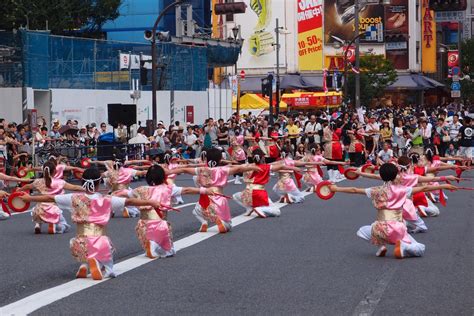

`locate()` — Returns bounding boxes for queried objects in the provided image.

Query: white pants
[232,192,281,217]
[171,184,184,205]
[97,260,115,278]
[356,224,425,257]
[272,185,305,203]
[125,206,140,218]
[192,205,232,231]
[149,240,175,258]
[406,216,428,234]
[420,199,440,217]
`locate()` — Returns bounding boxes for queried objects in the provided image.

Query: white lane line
[0,193,309,315]
[352,265,398,316]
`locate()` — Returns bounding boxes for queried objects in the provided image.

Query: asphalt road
[0,172,473,315]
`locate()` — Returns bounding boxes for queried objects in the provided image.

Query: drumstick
[158,205,181,212]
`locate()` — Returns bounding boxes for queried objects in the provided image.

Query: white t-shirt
[55,193,125,213]
[304,122,322,143]
[377,149,393,163]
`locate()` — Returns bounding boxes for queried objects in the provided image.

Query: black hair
[397,156,411,168]
[43,161,56,189]
[82,167,102,191]
[308,143,320,155]
[409,153,420,165]
[425,148,434,163]
[146,165,166,186]
[251,148,265,164]
[206,148,222,167]
[379,163,398,182]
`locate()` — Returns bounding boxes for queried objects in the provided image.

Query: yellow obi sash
[77,223,107,237]
[246,184,265,191]
[376,209,403,222]
[140,210,161,220]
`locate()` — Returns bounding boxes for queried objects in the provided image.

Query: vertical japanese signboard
[297,0,323,71]
[421,0,437,73]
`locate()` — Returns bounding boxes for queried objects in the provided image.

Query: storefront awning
[387,73,445,90]
[240,73,340,92]
[232,93,287,110]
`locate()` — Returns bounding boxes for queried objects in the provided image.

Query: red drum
[315,180,336,200]
[8,191,30,213]
[80,158,91,168]
[17,167,28,178]
[74,169,84,180]
[344,168,359,180]
[361,164,376,174]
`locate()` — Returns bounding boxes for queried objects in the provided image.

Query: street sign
[240,70,246,81]
[451,82,461,91]
[451,90,461,98]
[452,66,461,76]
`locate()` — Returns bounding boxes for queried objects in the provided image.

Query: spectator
[458,117,472,166]
[448,114,462,147]
[377,141,394,165]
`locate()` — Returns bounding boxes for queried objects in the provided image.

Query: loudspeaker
[107,104,137,128]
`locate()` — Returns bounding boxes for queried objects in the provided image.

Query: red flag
[338,165,345,174]
[198,194,210,209]
[455,167,463,182]
[294,172,303,189]
[317,165,323,177]
[439,190,446,207]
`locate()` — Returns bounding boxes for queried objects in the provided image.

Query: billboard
[421,0,437,73]
[324,0,385,44]
[297,0,324,71]
[385,0,409,70]
[234,0,286,69]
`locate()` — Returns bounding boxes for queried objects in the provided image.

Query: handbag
[442,135,451,142]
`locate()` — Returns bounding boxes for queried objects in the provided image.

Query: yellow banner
[421,1,437,73]
[297,1,323,71]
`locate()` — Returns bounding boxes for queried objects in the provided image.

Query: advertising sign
[234,0,286,69]
[297,0,323,71]
[385,0,409,70]
[324,0,385,44]
[447,50,459,68]
[421,0,437,73]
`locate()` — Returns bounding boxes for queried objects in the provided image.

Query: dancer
[301,143,348,192]
[170,148,260,233]
[19,161,84,234]
[323,121,346,182]
[92,159,148,218]
[128,165,215,258]
[21,167,163,280]
[233,148,301,218]
[329,163,457,259]
[228,127,246,184]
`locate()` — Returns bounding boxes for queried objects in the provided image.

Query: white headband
[207,161,217,168]
[82,177,101,192]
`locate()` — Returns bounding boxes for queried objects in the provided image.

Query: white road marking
[0,191,311,315]
[352,265,398,316]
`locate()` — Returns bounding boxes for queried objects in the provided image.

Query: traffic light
[429,0,467,11]
[261,74,273,98]
[214,2,247,15]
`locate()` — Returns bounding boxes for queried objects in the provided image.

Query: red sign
[282,94,342,108]
[344,46,356,64]
[447,50,459,68]
[240,70,246,81]
[186,106,194,124]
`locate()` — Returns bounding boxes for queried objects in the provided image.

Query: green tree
[0,0,121,35]
[346,54,398,107]
[460,38,474,102]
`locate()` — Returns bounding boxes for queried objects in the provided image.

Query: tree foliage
[0,0,121,35]
[460,38,474,102]
[346,54,398,107]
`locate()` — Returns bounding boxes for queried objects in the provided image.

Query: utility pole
[275,18,281,117]
[354,0,361,109]
[151,0,182,127]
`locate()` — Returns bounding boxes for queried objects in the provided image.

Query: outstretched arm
[63,183,85,192]
[417,175,459,183]
[322,158,349,166]
[356,169,382,180]
[0,173,33,183]
[329,185,367,195]
[20,194,55,203]
[412,184,458,194]
[271,164,301,173]
[167,167,196,176]
[228,164,261,175]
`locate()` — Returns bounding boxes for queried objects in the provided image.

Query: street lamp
[151,0,183,127]
[232,25,242,118]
